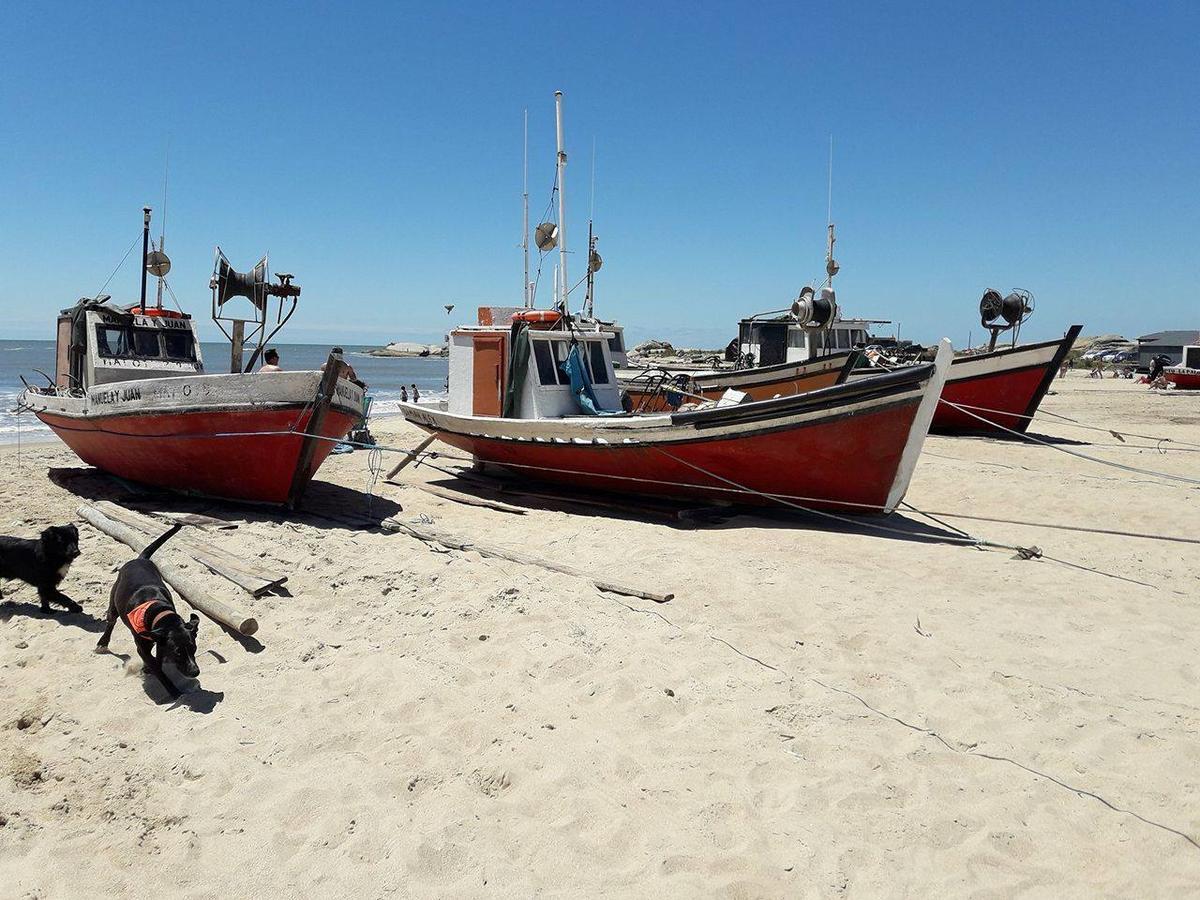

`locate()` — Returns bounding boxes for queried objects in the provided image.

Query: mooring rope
[942,399,1200,451]
[939,401,1200,486]
[644,445,1035,554]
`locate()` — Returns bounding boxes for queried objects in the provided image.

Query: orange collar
[127,600,173,638]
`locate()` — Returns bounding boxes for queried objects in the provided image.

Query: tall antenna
[825,135,838,289]
[155,140,170,309]
[522,109,531,307]
[826,135,833,225]
[589,135,596,220]
[584,137,597,319]
[554,90,568,314]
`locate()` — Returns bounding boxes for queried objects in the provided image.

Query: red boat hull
[1165,369,1200,390]
[36,406,358,504]
[424,397,922,512]
[931,325,1082,434]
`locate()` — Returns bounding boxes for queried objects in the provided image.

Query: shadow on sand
[49,466,402,531]
[399,470,980,548]
[0,598,107,634]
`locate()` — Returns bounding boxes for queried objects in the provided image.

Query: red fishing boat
[402,328,949,512]
[931,324,1082,432]
[1164,346,1200,390]
[19,209,364,506]
[399,91,952,514]
[695,280,1080,435]
[618,350,858,413]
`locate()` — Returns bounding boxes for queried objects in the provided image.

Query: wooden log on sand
[404,482,527,515]
[93,501,287,597]
[380,517,673,603]
[77,505,259,636]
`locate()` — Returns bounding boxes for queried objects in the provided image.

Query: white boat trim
[399,368,931,447]
[21,370,364,422]
[885,338,952,513]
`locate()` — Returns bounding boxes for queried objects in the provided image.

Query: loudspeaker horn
[211,249,269,311]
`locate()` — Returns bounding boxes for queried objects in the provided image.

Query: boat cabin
[55,300,204,392]
[449,307,622,418]
[737,316,884,367]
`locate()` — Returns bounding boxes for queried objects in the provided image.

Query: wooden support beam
[386,434,437,479]
[380,517,673,603]
[94,502,287,597]
[77,505,259,636]
[287,351,344,510]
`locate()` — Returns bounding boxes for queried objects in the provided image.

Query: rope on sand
[939,401,1200,486]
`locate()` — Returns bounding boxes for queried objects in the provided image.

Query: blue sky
[1,2,1196,347]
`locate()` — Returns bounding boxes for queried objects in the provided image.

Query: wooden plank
[287,351,344,510]
[77,505,259,636]
[380,517,673,603]
[399,482,527,515]
[386,434,437,479]
[493,483,680,522]
[146,510,238,530]
[94,501,287,598]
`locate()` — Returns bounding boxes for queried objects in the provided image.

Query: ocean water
[0,340,447,444]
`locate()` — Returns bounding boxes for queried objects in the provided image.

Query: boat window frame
[531,338,563,387]
[529,335,612,388]
[588,341,610,384]
[161,329,198,361]
[132,327,162,358]
[94,323,135,359]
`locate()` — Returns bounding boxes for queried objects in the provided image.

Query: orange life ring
[511,309,562,325]
[127,306,186,319]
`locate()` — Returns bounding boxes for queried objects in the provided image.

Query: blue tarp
[562,343,605,416]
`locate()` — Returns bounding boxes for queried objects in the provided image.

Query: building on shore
[1136,330,1200,368]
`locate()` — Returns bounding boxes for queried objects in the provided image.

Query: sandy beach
[1,377,1198,897]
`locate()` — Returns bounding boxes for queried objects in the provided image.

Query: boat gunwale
[400,364,933,444]
[20,370,365,423]
[617,349,856,387]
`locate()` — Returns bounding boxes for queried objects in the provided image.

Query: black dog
[0,524,82,614]
[96,523,200,698]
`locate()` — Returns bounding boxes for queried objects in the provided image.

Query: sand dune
[2,378,1198,896]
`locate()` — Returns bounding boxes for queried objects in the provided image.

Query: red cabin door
[472,336,506,416]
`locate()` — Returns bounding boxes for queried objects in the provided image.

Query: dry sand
[1,377,1198,897]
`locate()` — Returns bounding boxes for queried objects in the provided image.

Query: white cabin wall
[447,333,475,415]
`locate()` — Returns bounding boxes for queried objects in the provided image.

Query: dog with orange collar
[96,523,200,698]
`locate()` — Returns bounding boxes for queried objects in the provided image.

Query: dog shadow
[0,598,107,634]
[93,647,225,712]
[167,688,225,714]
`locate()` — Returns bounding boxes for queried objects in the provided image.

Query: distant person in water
[400,386,409,403]
[259,349,282,372]
[411,384,420,402]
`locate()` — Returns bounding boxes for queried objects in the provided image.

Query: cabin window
[787,330,806,349]
[588,342,609,384]
[532,340,560,386]
[133,328,161,357]
[162,331,196,360]
[95,324,133,358]
[607,333,624,354]
[550,342,572,385]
